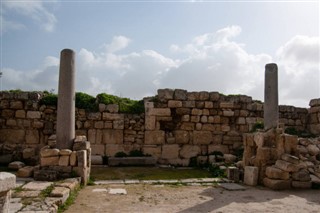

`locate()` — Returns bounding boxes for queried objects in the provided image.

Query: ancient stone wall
[0,90,317,166]
[308,98,320,135]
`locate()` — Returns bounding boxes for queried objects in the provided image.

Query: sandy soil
[65,184,320,213]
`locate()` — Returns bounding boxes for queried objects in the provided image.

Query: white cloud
[276,35,320,107]
[106,36,131,53]
[1,26,318,107]
[2,0,57,33]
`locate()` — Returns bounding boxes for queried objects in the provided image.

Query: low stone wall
[0,90,318,167]
[243,129,320,189]
[34,135,91,185]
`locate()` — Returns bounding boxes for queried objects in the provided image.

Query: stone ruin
[33,49,91,185]
[242,64,320,189]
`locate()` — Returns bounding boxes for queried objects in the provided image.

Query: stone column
[0,172,16,213]
[264,63,278,130]
[57,49,76,149]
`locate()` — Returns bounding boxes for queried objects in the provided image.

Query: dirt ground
[65,184,320,213]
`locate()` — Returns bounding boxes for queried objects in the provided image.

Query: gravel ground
[64,184,320,213]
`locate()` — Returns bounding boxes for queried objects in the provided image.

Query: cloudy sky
[1,0,319,107]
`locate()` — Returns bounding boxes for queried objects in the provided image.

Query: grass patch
[40,184,54,199]
[58,185,82,213]
[91,167,213,180]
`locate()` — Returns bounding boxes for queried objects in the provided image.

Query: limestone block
[284,134,298,154]
[244,166,259,186]
[171,131,188,144]
[60,149,72,156]
[23,148,35,159]
[180,145,201,159]
[74,135,87,142]
[281,153,299,164]
[265,166,290,180]
[41,148,60,157]
[176,108,191,115]
[209,92,220,101]
[25,130,39,144]
[220,102,234,109]
[0,129,25,143]
[198,91,209,100]
[275,160,299,172]
[94,121,104,129]
[50,186,70,204]
[167,158,190,166]
[263,178,291,190]
[182,101,195,108]
[88,129,96,144]
[180,122,194,130]
[147,108,171,116]
[113,120,124,130]
[77,150,87,167]
[221,125,230,132]
[292,181,311,189]
[253,132,264,147]
[87,112,101,120]
[237,117,246,125]
[145,115,156,130]
[105,144,124,157]
[70,151,77,166]
[309,124,320,135]
[59,156,70,166]
[26,111,41,119]
[98,103,106,112]
[15,110,26,118]
[1,109,14,118]
[162,144,180,159]
[102,113,123,121]
[193,131,212,145]
[106,104,119,113]
[142,145,161,158]
[158,88,174,101]
[91,144,105,155]
[17,166,34,178]
[8,161,25,170]
[91,155,103,165]
[102,130,123,144]
[72,166,89,185]
[223,154,237,163]
[223,110,234,117]
[168,100,182,108]
[41,156,59,166]
[0,172,16,192]
[227,167,240,182]
[145,130,165,145]
[307,144,320,156]
[292,170,311,182]
[174,89,187,100]
[204,101,213,108]
[296,145,308,155]
[73,141,90,151]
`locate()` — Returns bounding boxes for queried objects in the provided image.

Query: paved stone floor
[9,178,80,213]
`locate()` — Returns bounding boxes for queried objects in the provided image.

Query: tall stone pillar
[264,63,278,130]
[57,49,76,149]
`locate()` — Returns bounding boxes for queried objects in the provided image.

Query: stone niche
[34,135,91,185]
[243,129,320,190]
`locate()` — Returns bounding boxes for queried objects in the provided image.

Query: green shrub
[39,93,58,106]
[96,93,144,114]
[115,152,128,158]
[208,165,226,178]
[75,92,96,111]
[251,121,264,132]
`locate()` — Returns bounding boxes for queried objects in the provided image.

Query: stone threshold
[94,177,233,185]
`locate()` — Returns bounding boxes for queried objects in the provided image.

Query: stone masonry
[0,91,318,166]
